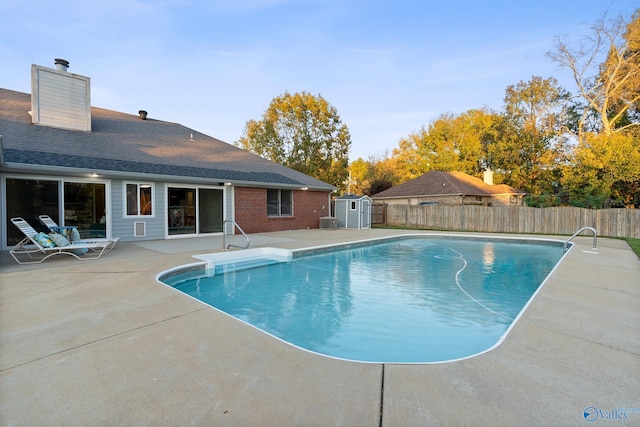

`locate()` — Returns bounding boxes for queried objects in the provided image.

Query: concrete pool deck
[1,228,638,426]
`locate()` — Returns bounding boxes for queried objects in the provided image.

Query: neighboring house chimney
[483,169,494,186]
[30,59,91,132]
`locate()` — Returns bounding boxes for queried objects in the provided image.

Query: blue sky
[1,1,638,160]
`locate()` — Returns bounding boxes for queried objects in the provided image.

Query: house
[371,170,525,206]
[0,59,335,249]
[334,195,371,229]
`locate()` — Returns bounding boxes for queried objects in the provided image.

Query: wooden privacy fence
[382,204,640,238]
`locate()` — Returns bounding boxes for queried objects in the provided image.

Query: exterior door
[361,199,371,229]
[4,177,107,247]
[167,186,223,236]
[63,182,107,237]
[198,188,223,233]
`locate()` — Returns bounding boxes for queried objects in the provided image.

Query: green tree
[236,91,351,188]
[491,76,570,194]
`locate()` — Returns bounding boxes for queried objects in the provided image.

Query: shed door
[361,199,371,229]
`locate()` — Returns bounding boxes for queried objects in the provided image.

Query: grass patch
[625,238,640,259]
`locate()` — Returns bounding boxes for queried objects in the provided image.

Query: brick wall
[234,187,331,233]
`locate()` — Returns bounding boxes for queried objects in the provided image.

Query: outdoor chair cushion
[70,228,81,241]
[33,232,56,248]
[49,233,71,247]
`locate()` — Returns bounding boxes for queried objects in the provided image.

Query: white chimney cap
[54,58,69,71]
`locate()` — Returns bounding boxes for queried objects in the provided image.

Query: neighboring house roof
[371,170,525,199]
[0,88,335,191]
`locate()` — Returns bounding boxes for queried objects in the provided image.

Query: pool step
[192,247,293,274]
[215,257,288,274]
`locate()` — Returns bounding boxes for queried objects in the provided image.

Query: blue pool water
[162,236,566,363]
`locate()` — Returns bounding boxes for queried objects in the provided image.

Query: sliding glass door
[63,182,107,238]
[167,186,223,236]
[5,178,59,246]
[4,177,107,246]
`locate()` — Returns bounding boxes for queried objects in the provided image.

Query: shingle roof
[0,88,335,190]
[371,170,525,198]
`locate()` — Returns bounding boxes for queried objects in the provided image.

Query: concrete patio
[1,228,639,426]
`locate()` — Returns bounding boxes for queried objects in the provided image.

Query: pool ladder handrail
[222,219,250,250]
[564,226,597,252]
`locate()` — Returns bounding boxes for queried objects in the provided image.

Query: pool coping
[1,228,639,425]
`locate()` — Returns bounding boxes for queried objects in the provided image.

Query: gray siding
[110,180,166,242]
[224,186,235,234]
[346,204,360,229]
[336,199,360,229]
[335,198,371,229]
[335,201,347,228]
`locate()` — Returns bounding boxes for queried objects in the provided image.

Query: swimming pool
[159,235,567,363]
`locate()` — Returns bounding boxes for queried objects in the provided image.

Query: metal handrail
[564,226,597,252]
[222,219,250,250]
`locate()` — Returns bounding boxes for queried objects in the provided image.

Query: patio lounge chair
[10,217,112,264]
[38,215,119,251]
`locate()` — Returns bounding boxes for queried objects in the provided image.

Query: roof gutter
[0,162,335,191]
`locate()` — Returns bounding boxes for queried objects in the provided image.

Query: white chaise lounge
[10,217,112,264]
[38,215,119,251]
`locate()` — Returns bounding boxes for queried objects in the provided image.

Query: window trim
[124,182,155,218]
[267,189,294,217]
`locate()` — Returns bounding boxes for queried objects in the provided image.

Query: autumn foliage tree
[363,10,639,207]
[236,91,351,189]
[391,109,496,180]
[549,11,640,206]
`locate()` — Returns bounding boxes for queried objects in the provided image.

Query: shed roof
[336,194,371,200]
[371,170,525,199]
[0,88,335,191]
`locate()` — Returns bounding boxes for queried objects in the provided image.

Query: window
[267,189,293,217]
[350,201,357,210]
[125,183,153,216]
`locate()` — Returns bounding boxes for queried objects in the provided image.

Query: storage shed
[334,195,372,229]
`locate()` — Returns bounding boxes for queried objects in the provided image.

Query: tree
[391,109,496,180]
[346,158,369,195]
[561,132,640,207]
[363,151,401,195]
[548,12,640,138]
[549,11,640,206]
[492,76,570,194]
[236,91,351,188]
